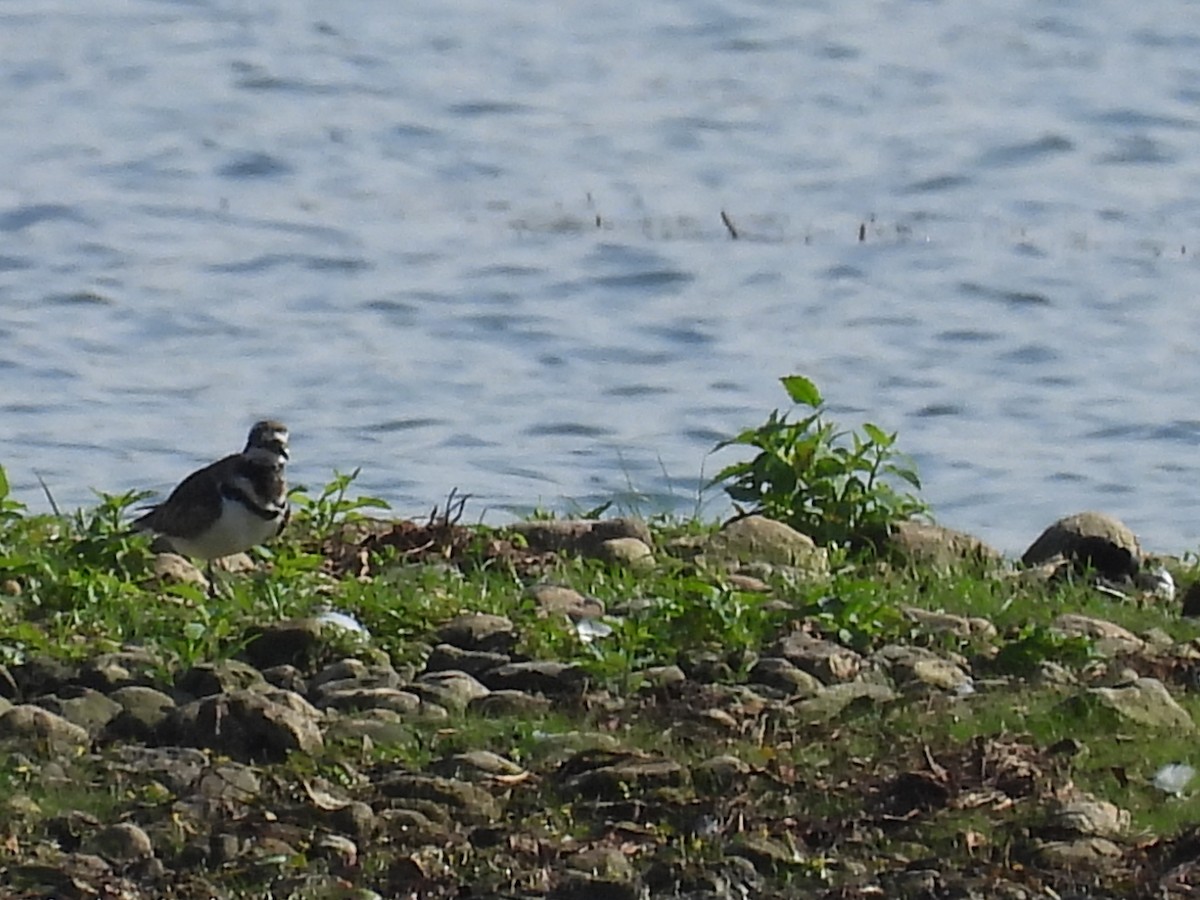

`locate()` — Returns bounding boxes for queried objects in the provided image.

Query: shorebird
[134,420,290,592]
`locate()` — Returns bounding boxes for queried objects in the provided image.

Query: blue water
[3,0,1200,556]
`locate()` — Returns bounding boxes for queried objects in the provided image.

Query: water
[3,0,1200,557]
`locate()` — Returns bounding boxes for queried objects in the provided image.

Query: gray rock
[638,665,687,689]
[1035,837,1123,868]
[37,689,123,734]
[88,822,154,862]
[260,664,308,694]
[529,583,606,618]
[793,681,898,723]
[193,762,263,804]
[0,704,90,749]
[771,632,864,683]
[468,690,552,717]
[559,846,640,900]
[78,649,164,692]
[176,660,266,698]
[329,801,377,843]
[315,686,423,715]
[424,643,511,676]
[378,773,501,823]
[435,613,517,654]
[152,552,207,589]
[1022,511,1141,581]
[558,753,686,800]
[902,606,998,640]
[409,670,490,712]
[872,645,972,692]
[693,755,753,791]
[241,617,335,670]
[1050,795,1129,838]
[171,688,324,760]
[728,833,797,872]
[104,686,177,741]
[312,832,358,868]
[886,520,1002,568]
[1087,677,1195,732]
[747,657,824,697]
[431,750,525,781]
[596,537,655,571]
[510,517,653,554]
[703,516,829,575]
[480,660,585,696]
[1053,614,1145,655]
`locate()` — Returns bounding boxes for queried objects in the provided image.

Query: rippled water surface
[4,1,1200,555]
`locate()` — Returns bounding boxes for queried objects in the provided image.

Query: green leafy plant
[289,468,390,538]
[712,375,928,550]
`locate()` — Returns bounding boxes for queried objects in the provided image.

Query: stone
[36,688,123,734]
[241,618,334,670]
[872,645,972,692]
[637,665,687,689]
[771,632,863,683]
[315,686,423,715]
[170,688,324,760]
[78,649,164,692]
[103,686,177,742]
[312,832,358,868]
[793,681,898,723]
[431,750,525,781]
[152,552,207,589]
[88,822,154,862]
[377,773,501,823]
[1051,795,1129,838]
[529,583,605,618]
[1021,512,1141,581]
[509,517,653,554]
[409,670,490,712]
[469,690,552,717]
[1052,614,1145,655]
[176,660,266,698]
[0,704,90,749]
[596,537,655,570]
[902,606,998,640]
[1087,677,1195,732]
[480,660,586,696]
[558,752,686,800]
[748,657,824,696]
[425,643,510,676]
[728,833,797,872]
[887,520,1003,568]
[1036,837,1123,868]
[435,613,517,654]
[703,516,829,575]
[693,755,753,791]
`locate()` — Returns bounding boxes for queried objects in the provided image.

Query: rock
[312,832,358,869]
[1087,677,1195,732]
[558,846,640,900]
[1022,512,1141,581]
[886,520,1002,568]
[88,822,154,862]
[1052,614,1145,655]
[102,686,177,742]
[469,690,552,717]
[510,517,653,554]
[1036,837,1123,868]
[771,632,863,683]
[637,665,687,689]
[78,650,164,692]
[435,613,517,654]
[431,750,525,781]
[409,670,490,712]
[152,552,207,588]
[0,704,90,749]
[480,661,586,696]
[558,752,686,800]
[793,681,898,723]
[315,686,423,715]
[425,643,511,676]
[329,801,377,843]
[176,660,266,698]
[872,645,972,692]
[902,606,998,640]
[193,762,263,804]
[703,516,829,575]
[596,537,655,571]
[37,688,123,734]
[1050,795,1129,838]
[747,657,824,697]
[529,583,605,618]
[241,618,336,670]
[170,688,324,760]
[377,773,501,823]
[693,755,753,791]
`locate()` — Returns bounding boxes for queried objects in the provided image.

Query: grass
[2,466,1200,896]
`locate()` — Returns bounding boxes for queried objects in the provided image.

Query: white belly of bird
[169,496,281,560]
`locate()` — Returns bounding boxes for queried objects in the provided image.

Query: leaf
[861,423,893,447]
[780,375,823,408]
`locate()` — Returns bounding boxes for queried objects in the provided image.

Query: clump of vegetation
[712,374,928,550]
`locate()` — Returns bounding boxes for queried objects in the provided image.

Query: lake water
[3,0,1200,557]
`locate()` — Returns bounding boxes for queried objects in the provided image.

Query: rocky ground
[2,508,1200,898]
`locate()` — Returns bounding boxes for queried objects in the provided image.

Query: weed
[712,374,928,552]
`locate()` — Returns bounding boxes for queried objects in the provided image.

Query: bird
[134,420,290,592]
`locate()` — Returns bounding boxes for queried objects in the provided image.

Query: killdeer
[135,420,290,589]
